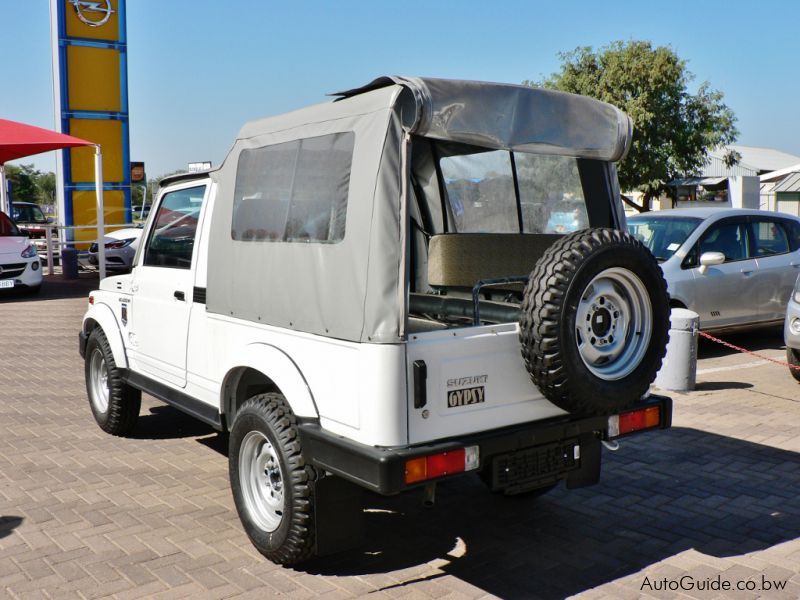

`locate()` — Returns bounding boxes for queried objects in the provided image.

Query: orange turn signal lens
[404,446,479,485]
[405,457,427,484]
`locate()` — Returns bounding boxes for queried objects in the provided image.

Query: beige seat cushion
[428,233,562,288]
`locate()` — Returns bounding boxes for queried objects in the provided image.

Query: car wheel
[519,227,670,415]
[787,348,800,383]
[229,393,315,565]
[84,328,141,435]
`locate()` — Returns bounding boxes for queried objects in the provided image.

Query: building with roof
[666,145,800,209]
[760,164,800,215]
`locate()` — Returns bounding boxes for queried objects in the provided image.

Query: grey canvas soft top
[333,76,633,161]
[205,77,632,344]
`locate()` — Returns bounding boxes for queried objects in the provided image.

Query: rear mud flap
[313,475,365,557]
[566,433,601,489]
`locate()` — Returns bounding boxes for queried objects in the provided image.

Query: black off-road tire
[787,348,800,383]
[229,393,315,565]
[519,227,669,415]
[84,328,141,435]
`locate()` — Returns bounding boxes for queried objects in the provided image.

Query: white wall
[728,176,760,209]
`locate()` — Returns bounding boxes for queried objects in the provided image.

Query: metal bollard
[655,308,699,391]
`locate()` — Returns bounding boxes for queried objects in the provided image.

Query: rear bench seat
[407,233,563,330]
[427,233,562,288]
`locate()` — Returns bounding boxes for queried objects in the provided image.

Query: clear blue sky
[3,0,799,178]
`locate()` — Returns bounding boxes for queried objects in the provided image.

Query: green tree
[529,41,738,211]
[4,163,39,203]
[37,171,56,205]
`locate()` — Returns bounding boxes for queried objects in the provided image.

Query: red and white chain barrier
[697,330,800,371]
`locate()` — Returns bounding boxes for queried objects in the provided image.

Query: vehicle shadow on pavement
[305,427,800,599]
[0,516,23,541]
[0,274,97,303]
[133,404,219,441]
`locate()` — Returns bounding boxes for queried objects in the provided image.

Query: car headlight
[20,243,38,259]
[105,238,136,249]
[794,274,800,303]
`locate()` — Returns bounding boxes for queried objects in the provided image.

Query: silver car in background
[628,208,800,331]
[783,275,800,381]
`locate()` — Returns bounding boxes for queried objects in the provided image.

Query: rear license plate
[0,280,14,289]
[491,440,580,490]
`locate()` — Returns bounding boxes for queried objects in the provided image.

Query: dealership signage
[50,0,130,242]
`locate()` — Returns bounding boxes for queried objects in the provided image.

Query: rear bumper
[298,393,672,495]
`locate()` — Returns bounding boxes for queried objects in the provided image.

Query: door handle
[740,269,753,276]
[174,290,185,301]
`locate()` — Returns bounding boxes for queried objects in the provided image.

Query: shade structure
[0,118,93,164]
[0,119,107,279]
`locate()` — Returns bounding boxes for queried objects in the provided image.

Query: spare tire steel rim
[239,431,284,532]
[575,267,652,380]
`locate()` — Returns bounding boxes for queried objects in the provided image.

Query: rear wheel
[787,348,800,383]
[84,328,141,435]
[229,393,315,565]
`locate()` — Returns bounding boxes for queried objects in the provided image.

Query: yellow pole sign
[51,0,130,246]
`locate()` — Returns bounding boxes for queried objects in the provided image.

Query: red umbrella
[0,118,93,164]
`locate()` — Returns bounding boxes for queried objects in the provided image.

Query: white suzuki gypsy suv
[80,76,672,565]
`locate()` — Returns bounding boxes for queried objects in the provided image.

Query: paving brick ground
[1,274,799,599]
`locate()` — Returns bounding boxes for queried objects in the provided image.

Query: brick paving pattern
[0,275,799,599]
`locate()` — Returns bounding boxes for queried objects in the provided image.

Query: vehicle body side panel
[185,312,408,446]
[755,250,800,321]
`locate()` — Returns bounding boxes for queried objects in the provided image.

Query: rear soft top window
[438,148,605,234]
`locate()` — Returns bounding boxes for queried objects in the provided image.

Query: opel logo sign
[69,0,115,27]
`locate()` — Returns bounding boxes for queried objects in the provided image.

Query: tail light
[608,405,661,439]
[404,446,480,485]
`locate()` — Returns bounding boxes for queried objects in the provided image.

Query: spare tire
[519,227,669,415]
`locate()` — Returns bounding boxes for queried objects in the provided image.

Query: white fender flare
[222,343,318,419]
[83,302,128,368]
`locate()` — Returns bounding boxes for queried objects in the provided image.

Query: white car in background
[85,226,143,273]
[0,211,42,293]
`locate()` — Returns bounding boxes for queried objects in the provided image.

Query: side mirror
[698,251,725,273]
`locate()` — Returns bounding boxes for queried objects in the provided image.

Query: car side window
[142,185,205,269]
[694,221,749,264]
[749,220,789,257]
[779,219,800,252]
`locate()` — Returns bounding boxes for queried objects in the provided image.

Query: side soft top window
[231,132,355,244]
